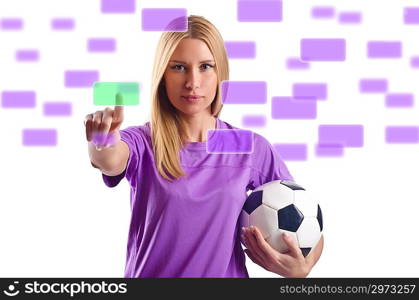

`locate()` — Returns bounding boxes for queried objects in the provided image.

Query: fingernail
[96,146,103,151]
[241,227,245,233]
[283,233,288,238]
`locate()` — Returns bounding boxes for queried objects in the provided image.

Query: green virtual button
[93,82,140,106]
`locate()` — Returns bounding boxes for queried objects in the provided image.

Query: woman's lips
[182,96,202,102]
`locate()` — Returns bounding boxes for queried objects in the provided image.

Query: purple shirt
[102,118,293,277]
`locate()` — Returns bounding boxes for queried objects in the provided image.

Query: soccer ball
[240,180,323,257]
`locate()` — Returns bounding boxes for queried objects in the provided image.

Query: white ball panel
[249,204,278,239]
[296,217,321,248]
[293,190,318,217]
[262,183,294,210]
[239,211,250,245]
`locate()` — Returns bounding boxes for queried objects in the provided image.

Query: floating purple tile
[311,6,335,19]
[64,70,99,88]
[274,143,307,161]
[142,8,187,31]
[318,125,364,147]
[221,81,267,104]
[385,126,419,143]
[242,115,266,127]
[0,18,23,30]
[359,79,388,93]
[315,143,344,157]
[92,132,118,147]
[301,38,346,61]
[22,129,57,146]
[367,41,402,58]
[404,7,419,25]
[87,38,116,52]
[293,83,327,100]
[207,129,253,154]
[385,93,414,108]
[43,102,72,116]
[1,91,36,108]
[237,0,282,22]
[339,12,362,24]
[286,58,310,70]
[101,0,135,14]
[410,56,419,68]
[15,49,39,62]
[225,41,256,59]
[51,18,75,30]
[272,97,316,119]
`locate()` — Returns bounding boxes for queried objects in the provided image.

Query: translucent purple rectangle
[385,126,419,143]
[101,0,135,14]
[142,8,187,31]
[286,58,310,70]
[87,38,116,52]
[22,129,57,146]
[221,81,267,104]
[311,6,335,19]
[207,129,253,154]
[0,18,23,30]
[51,18,75,30]
[404,7,419,24]
[64,70,99,88]
[338,12,362,24]
[359,79,388,93]
[318,125,364,147]
[272,97,316,119]
[293,83,327,100]
[1,91,36,108]
[43,102,72,116]
[410,56,419,68]
[16,49,39,62]
[237,0,282,22]
[301,38,346,61]
[242,115,266,127]
[225,41,256,59]
[385,93,414,108]
[315,143,344,157]
[368,41,402,58]
[274,143,307,161]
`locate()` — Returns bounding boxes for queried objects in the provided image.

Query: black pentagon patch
[280,180,305,191]
[243,190,263,214]
[300,248,311,257]
[317,204,323,232]
[277,204,304,232]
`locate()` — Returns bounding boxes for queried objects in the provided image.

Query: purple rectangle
[51,18,75,30]
[318,125,364,147]
[22,129,57,146]
[225,41,256,59]
[315,143,344,157]
[87,38,116,52]
[293,83,327,100]
[301,38,346,61]
[272,97,317,119]
[238,0,282,22]
[311,6,335,19]
[221,81,267,104]
[385,93,414,108]
[404,7,419,24]
[1,91,36,108]
[339,12,362,24]
[286,58,310,70]
[43,102,72,116]
[142,8,187,31]
[274,143,307,161]
[385,126,419,143]
[101,0,135,14]
[207,129,253,153]
[0,18,23,30]
[368,41,402,58]
[410,56,419,68]
[65,70,99,88]
[16,49,39,62]
[242,115,266,127]
[359,79,388,93]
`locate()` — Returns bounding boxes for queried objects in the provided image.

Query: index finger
[113,92,124,120]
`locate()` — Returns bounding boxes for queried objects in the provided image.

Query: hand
[84,93,124,150]
[241,226,312,278]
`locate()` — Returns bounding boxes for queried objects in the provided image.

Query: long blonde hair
[150,15,229,181]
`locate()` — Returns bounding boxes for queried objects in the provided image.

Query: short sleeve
[246,133,294,191]
[102,126,145,188]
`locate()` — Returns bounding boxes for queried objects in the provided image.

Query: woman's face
[163,38,218,117]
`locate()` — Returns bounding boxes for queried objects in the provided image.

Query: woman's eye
[201,64,214,70]
[171,64,185,71]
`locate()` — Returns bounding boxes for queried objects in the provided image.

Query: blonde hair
[150,15,229,181]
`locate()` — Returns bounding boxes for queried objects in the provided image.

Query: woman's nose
[184,69,201,90]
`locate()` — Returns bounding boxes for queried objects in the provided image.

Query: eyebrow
[169,60,215,64]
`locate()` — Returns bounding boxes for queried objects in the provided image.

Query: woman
[84,15,323,278]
